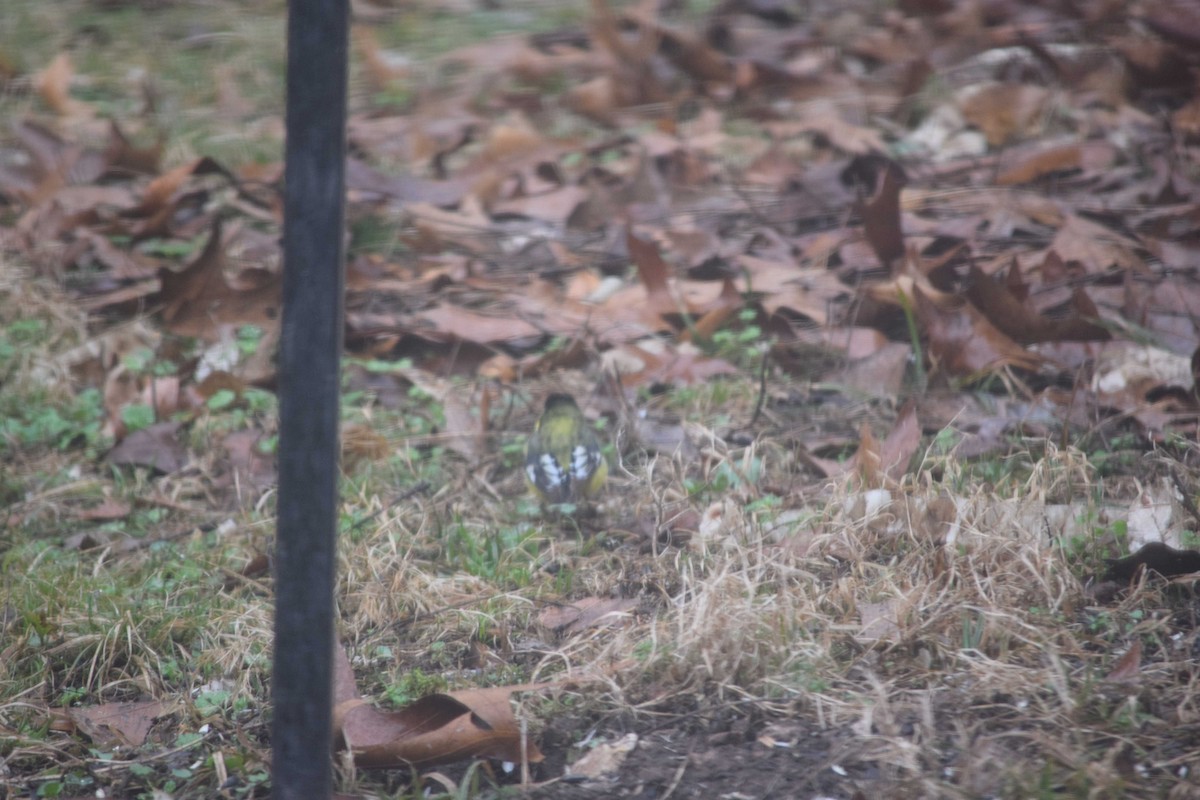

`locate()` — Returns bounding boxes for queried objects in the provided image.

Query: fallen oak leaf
[333,646,545,769]
[440,391,486,462]
[102,120,164,176]
[602,340,738,388]
[215,429,277,496]
[0,120,108,205]
[684,278,745,342]
[626,227,678,316]
[1050,213,1143,275]
[854,420,882,486]
[912,285,1043,376]
[880,401,921,483]
[1104,639,1142,684]
[965,263,1109,345]
[844,402,920,487]
[121,156,228,221]
[35,52,92,119]
[105,421,188,474]
[68,699,176,748]
[795,442,857,479]
[341,690,540,769]
[843,155,907,270]
[538,597,639,635]
[995,141,1116,186]
[859,159,902,272]
[646,21,733,83]
[959,83,1050,147]
[155,217,281,340]
[411,302,543,344]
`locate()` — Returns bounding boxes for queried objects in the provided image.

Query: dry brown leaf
[995,141,1116,186]
[1104,639,1142,684]
[735,255,848,324]
[478,352,519,382]
[538,597,639,634]
[913,286,1043,376]
[105,422,188,474]
[195,370,248,401]
[861,180,906,270]
[68,700,174,748]
[216,429,277,496]
[73,498,132,521]
[1050,213,1143,274]
[156,218,281,340]
[124,157,226,221]
[603,340,738,388]
[826,342,911,398]
[564,75,621,125]
[880,401,921,483]
[440,392,485,462]
[854,421,882,486]
[589,0,656,67]
[965,263,1109,345]
[959,83,1050,146]
[414,303,543,344]
[626,227,677,315]
[352,25,410,92]
[348,161,474,209]
[35,53,91,118]
[103,120,164,175]
[401,199,491,253]
[492,185,590,226]
[852,156,907,269]
[651,24,733,83]
[812,327,890,359]
[795,101,888,155]
[795,443,855,479]
[0,120,108,205]
[333,647,545,769]
[141,375,182,419]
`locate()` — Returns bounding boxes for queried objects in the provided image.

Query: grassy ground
[3,2,1200,799]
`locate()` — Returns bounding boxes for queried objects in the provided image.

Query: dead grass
[5,249,1200,796]
[3,1,1200,798]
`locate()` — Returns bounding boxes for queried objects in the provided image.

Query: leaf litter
[3,0,1200,797]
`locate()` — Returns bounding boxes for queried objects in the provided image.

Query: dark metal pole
[272,0,347,797]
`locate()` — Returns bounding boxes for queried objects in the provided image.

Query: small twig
[342,481,431,537]
[1169,468,1200,532]
[659,753,689,800]
[748,348,770,428]
[220,565,271,595]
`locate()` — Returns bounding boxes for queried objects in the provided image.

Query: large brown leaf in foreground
[333,647,544,769]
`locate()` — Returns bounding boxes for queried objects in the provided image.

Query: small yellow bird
[525,393,608,504]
